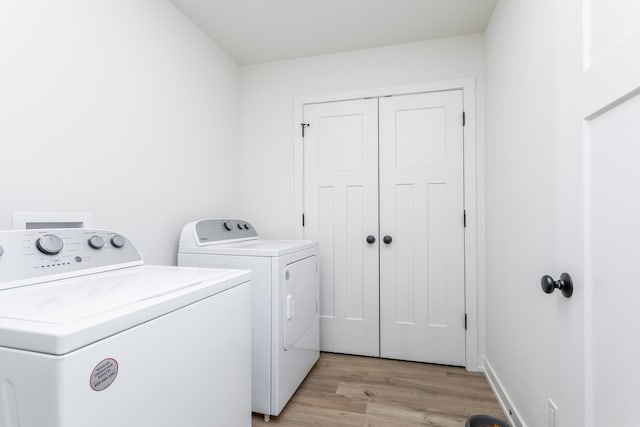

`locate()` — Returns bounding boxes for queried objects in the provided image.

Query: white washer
[178,219,319,420]
[0,228,252,427]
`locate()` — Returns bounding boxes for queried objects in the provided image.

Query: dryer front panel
[283,255,318,351]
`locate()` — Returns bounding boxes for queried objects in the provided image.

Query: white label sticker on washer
[90,358,119,391]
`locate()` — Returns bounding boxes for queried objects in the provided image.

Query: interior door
[378,91,466,365]
[555,1,640,425]
[302,98,380,356]
[581,2,640,425]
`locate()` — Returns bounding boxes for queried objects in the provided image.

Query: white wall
[485,1,558,425]
[0,1,240,265]
[238,34,484,238]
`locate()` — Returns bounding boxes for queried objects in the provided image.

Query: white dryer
[0,228,252,427]
[178,219,319,420]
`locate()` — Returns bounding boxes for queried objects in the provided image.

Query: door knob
[540,273,573,298]
[366,235,376,244]
[383,235,392,244]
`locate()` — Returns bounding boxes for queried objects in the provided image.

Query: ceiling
[169,0,498,65]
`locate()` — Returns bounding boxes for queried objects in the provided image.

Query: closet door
[302,99,380,356]
[379,91,466,365]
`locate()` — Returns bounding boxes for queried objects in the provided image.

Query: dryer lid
[182,238,318,257]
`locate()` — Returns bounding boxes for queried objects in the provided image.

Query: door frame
[293,78,481,370]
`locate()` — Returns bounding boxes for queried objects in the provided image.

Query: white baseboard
[482,358,527,427]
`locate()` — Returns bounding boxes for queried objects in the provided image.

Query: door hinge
[462,111,466,127]
[302,213,305,227]
[463,210,467,228]
[301,123,310,137]
[464,313,468,330]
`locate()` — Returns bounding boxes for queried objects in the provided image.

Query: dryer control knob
[88,235,105,249]
[110,235,126,248]
[244,224,250,230]
[0,245,4,256]
[223,221,233,231]
[36,234,64,255]
[237,223,243,230]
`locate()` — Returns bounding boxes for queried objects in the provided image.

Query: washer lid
[180,239,318,257]
[0,265,250,355]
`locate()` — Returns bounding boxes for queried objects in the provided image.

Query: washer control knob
[88,235,105,249]
[244,224,250,230]
[0,245,4,256]
[237,223,243,230]
[36,234,64,255]
[223,222,233,231]
[110,234,126,248]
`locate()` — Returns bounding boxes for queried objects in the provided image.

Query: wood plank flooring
[252,353,505,427]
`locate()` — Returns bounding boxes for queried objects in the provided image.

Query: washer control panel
[0,228,142,289]
[195,219,257,244]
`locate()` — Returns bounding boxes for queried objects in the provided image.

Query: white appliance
[178,219,319,421]
[0,228,252,427]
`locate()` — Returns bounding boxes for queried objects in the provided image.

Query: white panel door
[554,1,640,425]
[581,2,640,425]
[379,91,465,365]
[302,99,380,356]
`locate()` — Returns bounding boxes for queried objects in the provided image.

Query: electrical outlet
[548,399,558,427]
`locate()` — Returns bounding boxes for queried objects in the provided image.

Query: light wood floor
[252,353,505,427]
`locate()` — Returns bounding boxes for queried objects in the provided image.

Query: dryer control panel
[193,219,258,245]
[0,228,143,290]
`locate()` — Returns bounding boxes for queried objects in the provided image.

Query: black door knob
[366,235,376,244]
[540,273,574,298]
[383,235,392,244]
